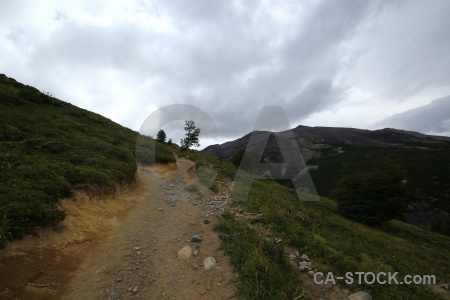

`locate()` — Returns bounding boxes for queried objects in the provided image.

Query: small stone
[178,246,192,259]
[193,250,199,256]
[206,286,212,291]
[300,254,310,261]
[203,257,216,271]
[192,263,199,269]
[299,266,307,272]
[132,286,139,293]
[439,283,449,290]
[134,246,140,251]
[217,283,221,286]
[299,261,312,267]
[127,287,133,292]
[115,277,123,282]
[158,207,164,211]
[142,288,148,292]
[191,235,202,242]
[204,219,211,224]
[123,198,137,204]
[308,270,315,278]
[348,291,372,300]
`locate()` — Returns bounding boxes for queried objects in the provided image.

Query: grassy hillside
[181,150,450,299]
[0,74,175,247]
[308,144,450,235]
[203,124,450,236]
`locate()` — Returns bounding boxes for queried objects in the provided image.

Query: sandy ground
[0,159,238,300]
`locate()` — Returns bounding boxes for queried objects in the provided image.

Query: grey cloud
[373,95,450,135]
[347,1,450,101]
[285,79,344,121]
[182,0,378,136]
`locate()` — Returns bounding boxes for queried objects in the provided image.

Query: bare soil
[0,159,238,299]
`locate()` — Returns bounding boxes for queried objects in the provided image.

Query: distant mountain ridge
[203,125,450,162]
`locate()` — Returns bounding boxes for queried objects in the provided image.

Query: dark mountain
[203,125,450,162]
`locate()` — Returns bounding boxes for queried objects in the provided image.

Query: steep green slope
[237,181,450,299]
[182,150,450,299]
[0,74,175,247]
[308,144,450,235]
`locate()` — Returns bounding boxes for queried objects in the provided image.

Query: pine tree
[156,129,166,143]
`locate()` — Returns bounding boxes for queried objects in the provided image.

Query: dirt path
[0,159,238,299]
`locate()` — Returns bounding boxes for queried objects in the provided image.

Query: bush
[136,136,176,165]
[209,182,219,193]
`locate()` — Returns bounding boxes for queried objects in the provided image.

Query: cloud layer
[373,95,450,136]
[1,0,449,147]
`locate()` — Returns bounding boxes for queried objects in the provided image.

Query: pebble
[178,246,192,259]
[115,277,123,282]
[300,254,310,261]
[299,261,312,267]
[193,250,199,256]
[192,263,199,269]
[191,235,202,242]
[348,291,372,300]
[123,198,137,204]
[134,246,140,251]
[308,270,315,278]
[132,286,139,293]
[203,257,216,271]
[158,207,164,211]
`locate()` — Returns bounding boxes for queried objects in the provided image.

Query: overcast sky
[1,0,450,148]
